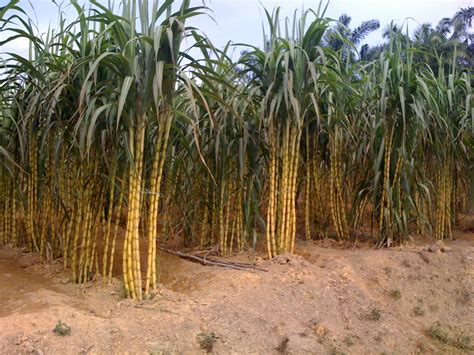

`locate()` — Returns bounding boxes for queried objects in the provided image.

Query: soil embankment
[0,230,472,354]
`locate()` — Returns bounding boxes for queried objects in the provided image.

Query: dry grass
[389,289,402,300]
[428,322,472,351]
[196,332,219,353]
[367,308,382,321]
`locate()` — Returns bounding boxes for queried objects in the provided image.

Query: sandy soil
[0,227,473,354]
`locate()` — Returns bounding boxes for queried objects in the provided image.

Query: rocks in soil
[427,245,441,253]
[435,241,452,252]
[14,334,43,353]
[54,276,70,284]
[314,325,328,338]
[425,241,451,253]
[272,253,310,267]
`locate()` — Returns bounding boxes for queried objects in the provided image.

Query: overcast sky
[0,0,472,58]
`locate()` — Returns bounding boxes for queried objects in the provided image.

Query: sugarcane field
[0,0,473,353]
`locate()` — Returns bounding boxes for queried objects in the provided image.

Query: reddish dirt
[0,226,473,354]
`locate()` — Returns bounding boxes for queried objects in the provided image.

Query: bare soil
[0,222,473,354]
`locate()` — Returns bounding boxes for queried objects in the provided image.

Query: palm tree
[451,7,473,39]
[443,7,473,67]
[363,7,472,68]
[411,7,473,68]
[324,14,380,61]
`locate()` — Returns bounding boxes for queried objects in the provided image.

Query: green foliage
[53,320,71,336]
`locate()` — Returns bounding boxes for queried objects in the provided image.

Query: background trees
[324,14,380,62]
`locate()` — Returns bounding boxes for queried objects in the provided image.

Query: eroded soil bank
[0,229,473,354]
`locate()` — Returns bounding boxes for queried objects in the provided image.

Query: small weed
[413,298,425,317]
[383,266,392,275]
[119,280,128,299]
[298,330,308,338]
[367,308,382,321]
[149,349,171,355]
[197,332,219,353]
[343,335,354,346]
[144,291,158,301]
[428,323,451,344]
[454,335,472,350]
[456,288,471,305]
[275,336,289,354]
[389,289,402,300]
[413,305,425,317]
[415,339,432,354]
[53,320,71,336]
[329,346,346,355]
[428,322,472,350]
[402,259,411,268]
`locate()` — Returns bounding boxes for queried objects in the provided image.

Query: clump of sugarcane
[434,162,453,240]
[0,168,12,246]
[304,128,312,240]
[329,125,349,240]
[199,125,249,256]
[101,162,118,284]
[252,5,331,258]
[38,136,60,261]
[351,155,373,232]
[278,122,301,254]
[0,78,20,247]
[377,124,395,245]
[25,123,39,251]
[375,133,410,248]
[303,124,327,241]
[415,55,471,240]
[78,162,104,284]
[266,121,299,257]
[360,34,420,246]
[8,180,18,247]
[0,169,5,245]
[170,40,259,256]
[309,131,331,237]
[265,126,278,256]
[105,0,203,299]
[100,159,126,285]
[263,105,302,257]
[122,119,146,299]
[67,158,98,284]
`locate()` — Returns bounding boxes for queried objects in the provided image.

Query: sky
[0,0,472,58]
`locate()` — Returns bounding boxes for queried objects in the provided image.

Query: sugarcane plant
[0,0,472,299]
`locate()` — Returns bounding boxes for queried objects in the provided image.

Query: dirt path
[0,233,473,354]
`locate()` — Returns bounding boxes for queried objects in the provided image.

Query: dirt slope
[0,232,472,354]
